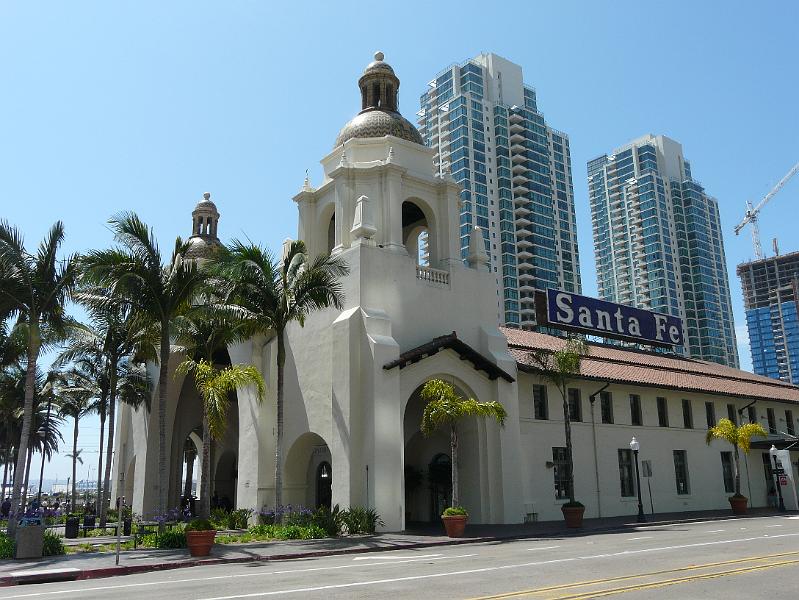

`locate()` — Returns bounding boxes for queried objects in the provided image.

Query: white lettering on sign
[555,292,573,322]
[654,314,668,341]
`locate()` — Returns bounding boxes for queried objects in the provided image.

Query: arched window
[316,461,332,509]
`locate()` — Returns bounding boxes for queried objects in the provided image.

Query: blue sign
[543,289,684,347]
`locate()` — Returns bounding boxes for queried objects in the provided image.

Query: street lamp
[630,437,646,523]
[769,445,787,512]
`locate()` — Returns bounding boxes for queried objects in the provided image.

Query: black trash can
[83,515,96,535]
[123,518,132,536]
[64,516,79,539]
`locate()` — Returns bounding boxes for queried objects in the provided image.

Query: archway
[402,378,485,524]
[213,450,237,510]
[284,432,332,508]
[402,199,435,265]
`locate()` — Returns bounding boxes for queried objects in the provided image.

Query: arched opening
[402,200,434,266]
[316,461,332,509]
[327,213,336,254]
[284,432,332,508]
[403,378,485,525]
[179,431,201,515]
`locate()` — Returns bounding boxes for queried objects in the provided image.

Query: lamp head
[629,437,640,452]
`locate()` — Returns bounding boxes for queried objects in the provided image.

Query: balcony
[416,265,450,286]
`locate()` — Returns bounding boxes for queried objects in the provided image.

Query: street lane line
[194,533,799,600]
[626,536,652,540]
[353,553,442,560]
[0,553,478,599]
[707,529,725,533]
[547,558,799,599]
[467,550,799,599]
[525,546,561,551]
[766,524,783,528]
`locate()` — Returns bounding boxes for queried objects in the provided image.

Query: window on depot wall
[533,385,548,420]
[767,408,777,434]
[618,449,635,497]
[727,404,737,425]
[657,397,669,427]
[673,450,690,495]
[682,399,693,429]
[747,405,757,424]
[786,410,795,436]
[600,391,613,424]
[720,452,735,493]
[705,402,716,428]
[567,388,582,422]
[630,394,643,426]
[552,447,571,500]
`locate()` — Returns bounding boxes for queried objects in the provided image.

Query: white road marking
[766,524,784,528]
[525,546,561,551]
[627,536,652,540]
[0,554,476,599]
[7,568,80,578]
[353,553,442,561]
[196,533,799,600]
[706,530,725,533]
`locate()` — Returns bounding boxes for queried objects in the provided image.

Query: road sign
[779,475,788,486]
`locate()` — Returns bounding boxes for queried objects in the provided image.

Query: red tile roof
[501,327,799,403]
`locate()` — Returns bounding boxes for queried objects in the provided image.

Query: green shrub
[140,530,186,549]
[245,523,327,540]
[341,507,384,534]
[209,508,229,530]
[442,506,468,517]
[43,530,66,556]
[0,532,14,559]
[311,504,343,537]
[226,509,252,530]
[185,518,214,532]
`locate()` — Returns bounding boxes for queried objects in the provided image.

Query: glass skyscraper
[418,53,581,329]
[738,251,799,383]
[588,134,738,367]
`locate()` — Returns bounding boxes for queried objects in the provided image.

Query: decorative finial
[374,51,384,62]
[387,146,395,163]
[203,192,211,201]
[302,169,313,192]
[339,150,348,167]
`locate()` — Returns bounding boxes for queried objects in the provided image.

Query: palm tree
[182,438,197,502]
[81,213,207,519]
[527,337,588,507]
[173,305,264,519]
[59,292,156,525]
[213,240,348,514]
[59,367,96,512]
[706,417,767,499]
[0,221,77,533]
[420,379,507,509]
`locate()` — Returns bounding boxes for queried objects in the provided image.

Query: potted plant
[441,506,468,537]
[706,417,767,514]
[184,517,216,557]
[420,379,507,538]
[529,338,589,528]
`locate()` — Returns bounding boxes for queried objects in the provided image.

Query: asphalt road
[2,515,799,600]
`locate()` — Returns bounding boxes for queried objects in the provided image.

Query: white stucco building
[113,53,799,530]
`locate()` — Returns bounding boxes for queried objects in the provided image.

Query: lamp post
[630,437,646,523]
[36,398,53,506]
[769,445,787,512]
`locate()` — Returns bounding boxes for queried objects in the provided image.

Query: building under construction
[738,250,799,384]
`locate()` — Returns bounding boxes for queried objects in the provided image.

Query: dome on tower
[334,51,423,148]
[186,192,222,260]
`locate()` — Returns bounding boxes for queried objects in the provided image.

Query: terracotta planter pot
[186,529,217,557]
[561,505,585,529]
[729,495,748,515]
[441,515,468,538]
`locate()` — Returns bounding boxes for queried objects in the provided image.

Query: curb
[0,512,780,586]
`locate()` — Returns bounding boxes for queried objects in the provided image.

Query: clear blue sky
[2,1,797,484]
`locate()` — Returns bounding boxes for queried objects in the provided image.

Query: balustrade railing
[416,265,450,285]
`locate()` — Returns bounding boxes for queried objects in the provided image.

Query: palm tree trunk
[71,417,79,513]
[157,328,170,520]
[562,385,576,504]
[734,445,741,497]
[199,412,211,519]
[100,364,118,527]
[95,407,105,520]
[1,458,8,501]
[8,337,39,535]
[274,333,286,519]
[450,424,459,508]
[22,445,33,510]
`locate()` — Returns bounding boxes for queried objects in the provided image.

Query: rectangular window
[552,447,570,500]
[720,452,735,493]
[767,408,777,434]
[786,410,795,436]
[747,405,757,424]
[567,388,582,422]
[630,394,643,426]
[727,404,737,425]
[705,402,716,428]
[657,397,669,427]
[673,450,690,495]
[682,399,693,429]
[618,449,635,497]
[533,385,548,420]
[600,391,613,424]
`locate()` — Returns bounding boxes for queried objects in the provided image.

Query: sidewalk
[0,508,785,586]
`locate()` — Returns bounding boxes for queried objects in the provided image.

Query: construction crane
[734,161,799,260]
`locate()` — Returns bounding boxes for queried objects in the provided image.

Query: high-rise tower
[418,53,581,329]
[588,134,738,367]
[738,250,799,383]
